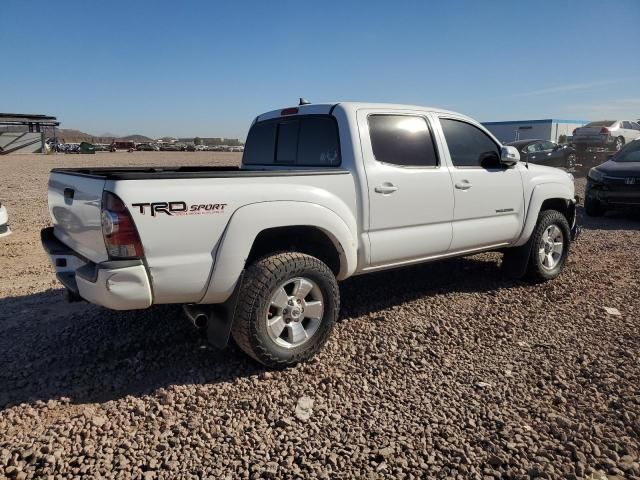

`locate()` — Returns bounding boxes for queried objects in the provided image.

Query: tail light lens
[101,192,144,259]
[600,127,610,134]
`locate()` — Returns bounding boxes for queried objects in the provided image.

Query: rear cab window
[367,115,439,167]
[243,116,341,167]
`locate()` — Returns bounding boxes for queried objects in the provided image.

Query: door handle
[454,180,472,190]
[374,183,398,194]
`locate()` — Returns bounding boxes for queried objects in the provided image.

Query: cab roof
[255,102,466,123]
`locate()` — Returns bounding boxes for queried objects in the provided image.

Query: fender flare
[199,201,358,304]
[514,182,573,247]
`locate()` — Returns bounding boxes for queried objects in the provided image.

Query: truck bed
[50,166,350,180]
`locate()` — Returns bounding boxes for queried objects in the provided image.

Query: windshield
[613,140,640,163]
[584,121,616,127]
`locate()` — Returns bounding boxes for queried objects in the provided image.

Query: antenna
[299,98,311,106]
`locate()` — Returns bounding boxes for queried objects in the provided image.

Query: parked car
[41,102,578,367]
[0,200,10,237]
[94,144,111,152]
[160,144,181,152]
[572,120,640,153]
[137,143,159,151]
[228,146,244,152]
[506,139,576,170]
[110,141,136,152]
[585,139,640,216]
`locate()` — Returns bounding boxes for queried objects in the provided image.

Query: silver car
[573,120,640,152]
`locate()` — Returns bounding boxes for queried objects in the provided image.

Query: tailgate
[48,172,109,263]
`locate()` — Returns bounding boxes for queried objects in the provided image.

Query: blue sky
[2,0,639,139]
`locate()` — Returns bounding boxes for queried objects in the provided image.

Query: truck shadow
[0,254,517,410]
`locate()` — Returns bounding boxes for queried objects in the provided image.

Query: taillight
[600,127,610,134]
[281,107,299,116]
[101,192,144,259]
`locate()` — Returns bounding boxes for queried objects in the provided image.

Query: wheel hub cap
[266,277,324,349]
[538,225,564,270]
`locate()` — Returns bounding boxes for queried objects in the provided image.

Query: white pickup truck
[42,102,579,367]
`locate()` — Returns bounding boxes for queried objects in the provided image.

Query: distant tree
[194,137,203,145]
[558,134,567,144]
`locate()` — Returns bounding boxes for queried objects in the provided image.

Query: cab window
[368,115,439,167]
[440,118,501,168]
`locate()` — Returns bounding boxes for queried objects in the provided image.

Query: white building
[482,119,589,144]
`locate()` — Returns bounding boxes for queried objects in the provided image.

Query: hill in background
[51,128,154,144]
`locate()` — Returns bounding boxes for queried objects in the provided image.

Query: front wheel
[231,252,339,367]
[615,136,625,151]
[525,210,571,282]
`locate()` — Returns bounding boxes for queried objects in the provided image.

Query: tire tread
[231,252,339,367]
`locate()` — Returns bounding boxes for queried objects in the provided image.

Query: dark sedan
[585,139,640,216]
[506,139,576,170]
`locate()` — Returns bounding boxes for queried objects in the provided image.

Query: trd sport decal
[131,202,227,216]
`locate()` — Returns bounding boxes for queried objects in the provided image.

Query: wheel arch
[199,201,358,304]
[514,182,574,247]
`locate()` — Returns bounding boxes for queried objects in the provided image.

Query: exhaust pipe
[183,304,208,329]
[193,313,208,328]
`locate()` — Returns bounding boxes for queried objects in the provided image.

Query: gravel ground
[1,152,639,479]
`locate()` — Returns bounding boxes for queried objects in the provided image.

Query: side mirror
[500,146,520,166]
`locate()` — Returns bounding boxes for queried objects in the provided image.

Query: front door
[436,116,525,252]
[358,110,455,267]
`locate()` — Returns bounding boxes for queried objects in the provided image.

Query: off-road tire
[231,252,339,368]
[525,209,571,282]
[585,196,604,216]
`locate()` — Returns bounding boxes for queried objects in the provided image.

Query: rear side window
[243,122,276,165]
[368,115,438,167]
[440,118,501,168]
[585,121,616,127]
[243,116,340,166]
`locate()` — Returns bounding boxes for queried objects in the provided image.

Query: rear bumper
[41,227,152,310]
[572,136,614,148]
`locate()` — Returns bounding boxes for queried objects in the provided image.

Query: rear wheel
[615,136,624,151]
[525,210,570,282]
[231,252,339,367]
[566,153,576,170]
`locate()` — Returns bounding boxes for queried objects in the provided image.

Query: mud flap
[501,239,534,280]
[183,272,245,349]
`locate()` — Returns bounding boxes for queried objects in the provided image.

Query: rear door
[435,116,525,251]
[622,121,640,143]
[357,109,454,266]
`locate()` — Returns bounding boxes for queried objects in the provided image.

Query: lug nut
[283,309,288,314]
[296,298,301,304]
